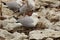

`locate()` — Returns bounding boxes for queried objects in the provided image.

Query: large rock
[2,17,22,31]
[29,29,60,40]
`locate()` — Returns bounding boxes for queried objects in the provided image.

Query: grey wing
[6,1,20,10]
[18,17,34,27]
[18,17,33,23]
[18,17,34,26]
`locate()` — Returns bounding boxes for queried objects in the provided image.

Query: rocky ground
[0,0,60,40]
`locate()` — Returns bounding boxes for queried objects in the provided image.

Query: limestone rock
[37,17,53,29]
[29,29,60,40]
[2,4,14,18]
[11,32,28,40]
[46,38,53,40]
[50,21,60,31]
[2,17,22,31]
[0,29,14,39]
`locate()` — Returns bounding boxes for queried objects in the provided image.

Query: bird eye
[38,16,40,19]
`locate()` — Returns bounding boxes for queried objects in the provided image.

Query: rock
[50,21,60,31]
[0,29,28,40]
[39,0,60,8]
[2,0,16,2]
[46,8,60,22]
[0,36,5,40]
[11,32,28,40]
[46,38,53,40]
[1,0,60,40]
[2,4,14,18]
[29,29,60,40]
[37,17,53,29]
[3,17,17,23]
[35,0,41,9]
[2,17,17,27]
[3,23,22,31]
[2,17,22,31]
[0,29,14,39]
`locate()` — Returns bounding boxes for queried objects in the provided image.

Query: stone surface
[1,0,60,40]
[29,29,60,40]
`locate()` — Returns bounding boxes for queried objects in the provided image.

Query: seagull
[2,0,23,12]
[2,0,36,16]
[17,12,39,27]
[17,16,34,27]
[19,0,35,16]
